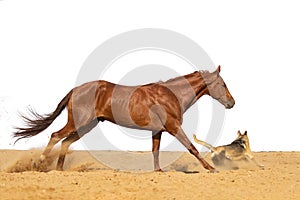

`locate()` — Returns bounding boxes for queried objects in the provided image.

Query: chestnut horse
[14,65,235,172]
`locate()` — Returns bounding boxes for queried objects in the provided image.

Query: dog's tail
[193,134,217,152]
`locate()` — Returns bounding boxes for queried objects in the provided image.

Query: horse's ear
[244,131,247,135]
[217,65,221,73]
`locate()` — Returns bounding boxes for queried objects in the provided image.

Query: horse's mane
[163,70,210,84]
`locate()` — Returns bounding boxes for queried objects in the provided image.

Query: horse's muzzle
[225,99,235,109]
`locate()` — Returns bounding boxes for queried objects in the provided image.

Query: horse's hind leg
[31,123,76,171]
[56,133,80,170]
[40,123,76,161]
[56,119,98,170]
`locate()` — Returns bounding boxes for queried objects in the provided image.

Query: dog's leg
[246,154,264,168]
[225,153,245,161]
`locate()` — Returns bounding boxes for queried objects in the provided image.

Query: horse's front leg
[152,131,163,172]
[167,125,217,173]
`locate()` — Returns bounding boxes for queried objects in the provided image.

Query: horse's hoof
[56,168,63,171]
[208,168,219,173]
[40,154,46,161]
[31,156,48,172]
[32,160,43,171]
[154,169,164,172]
[259,165,265,170]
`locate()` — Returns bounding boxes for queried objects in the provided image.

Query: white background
[0,0,299,151]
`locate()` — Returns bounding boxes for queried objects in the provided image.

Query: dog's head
[236,130,250,149]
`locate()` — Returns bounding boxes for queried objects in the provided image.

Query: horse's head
[205,65,235,109]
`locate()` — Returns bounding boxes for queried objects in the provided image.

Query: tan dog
[193,131,264,169]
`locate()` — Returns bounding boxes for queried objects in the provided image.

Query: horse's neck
[183,72,209,109]
[162,72,208,112]
[187,72,208,94]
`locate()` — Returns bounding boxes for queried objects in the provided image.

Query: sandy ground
[0,150,299,200]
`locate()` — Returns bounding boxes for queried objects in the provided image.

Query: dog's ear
[244,131,247,135]
[237,130,242,136]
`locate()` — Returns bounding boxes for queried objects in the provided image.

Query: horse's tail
[14,90,73,143]
[193,134,217,152]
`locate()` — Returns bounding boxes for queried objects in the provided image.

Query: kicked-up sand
[0,150,299,200]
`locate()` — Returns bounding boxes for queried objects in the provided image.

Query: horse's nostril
[226,100,235,109]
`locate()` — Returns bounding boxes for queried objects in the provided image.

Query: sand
[0,150,299,200]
